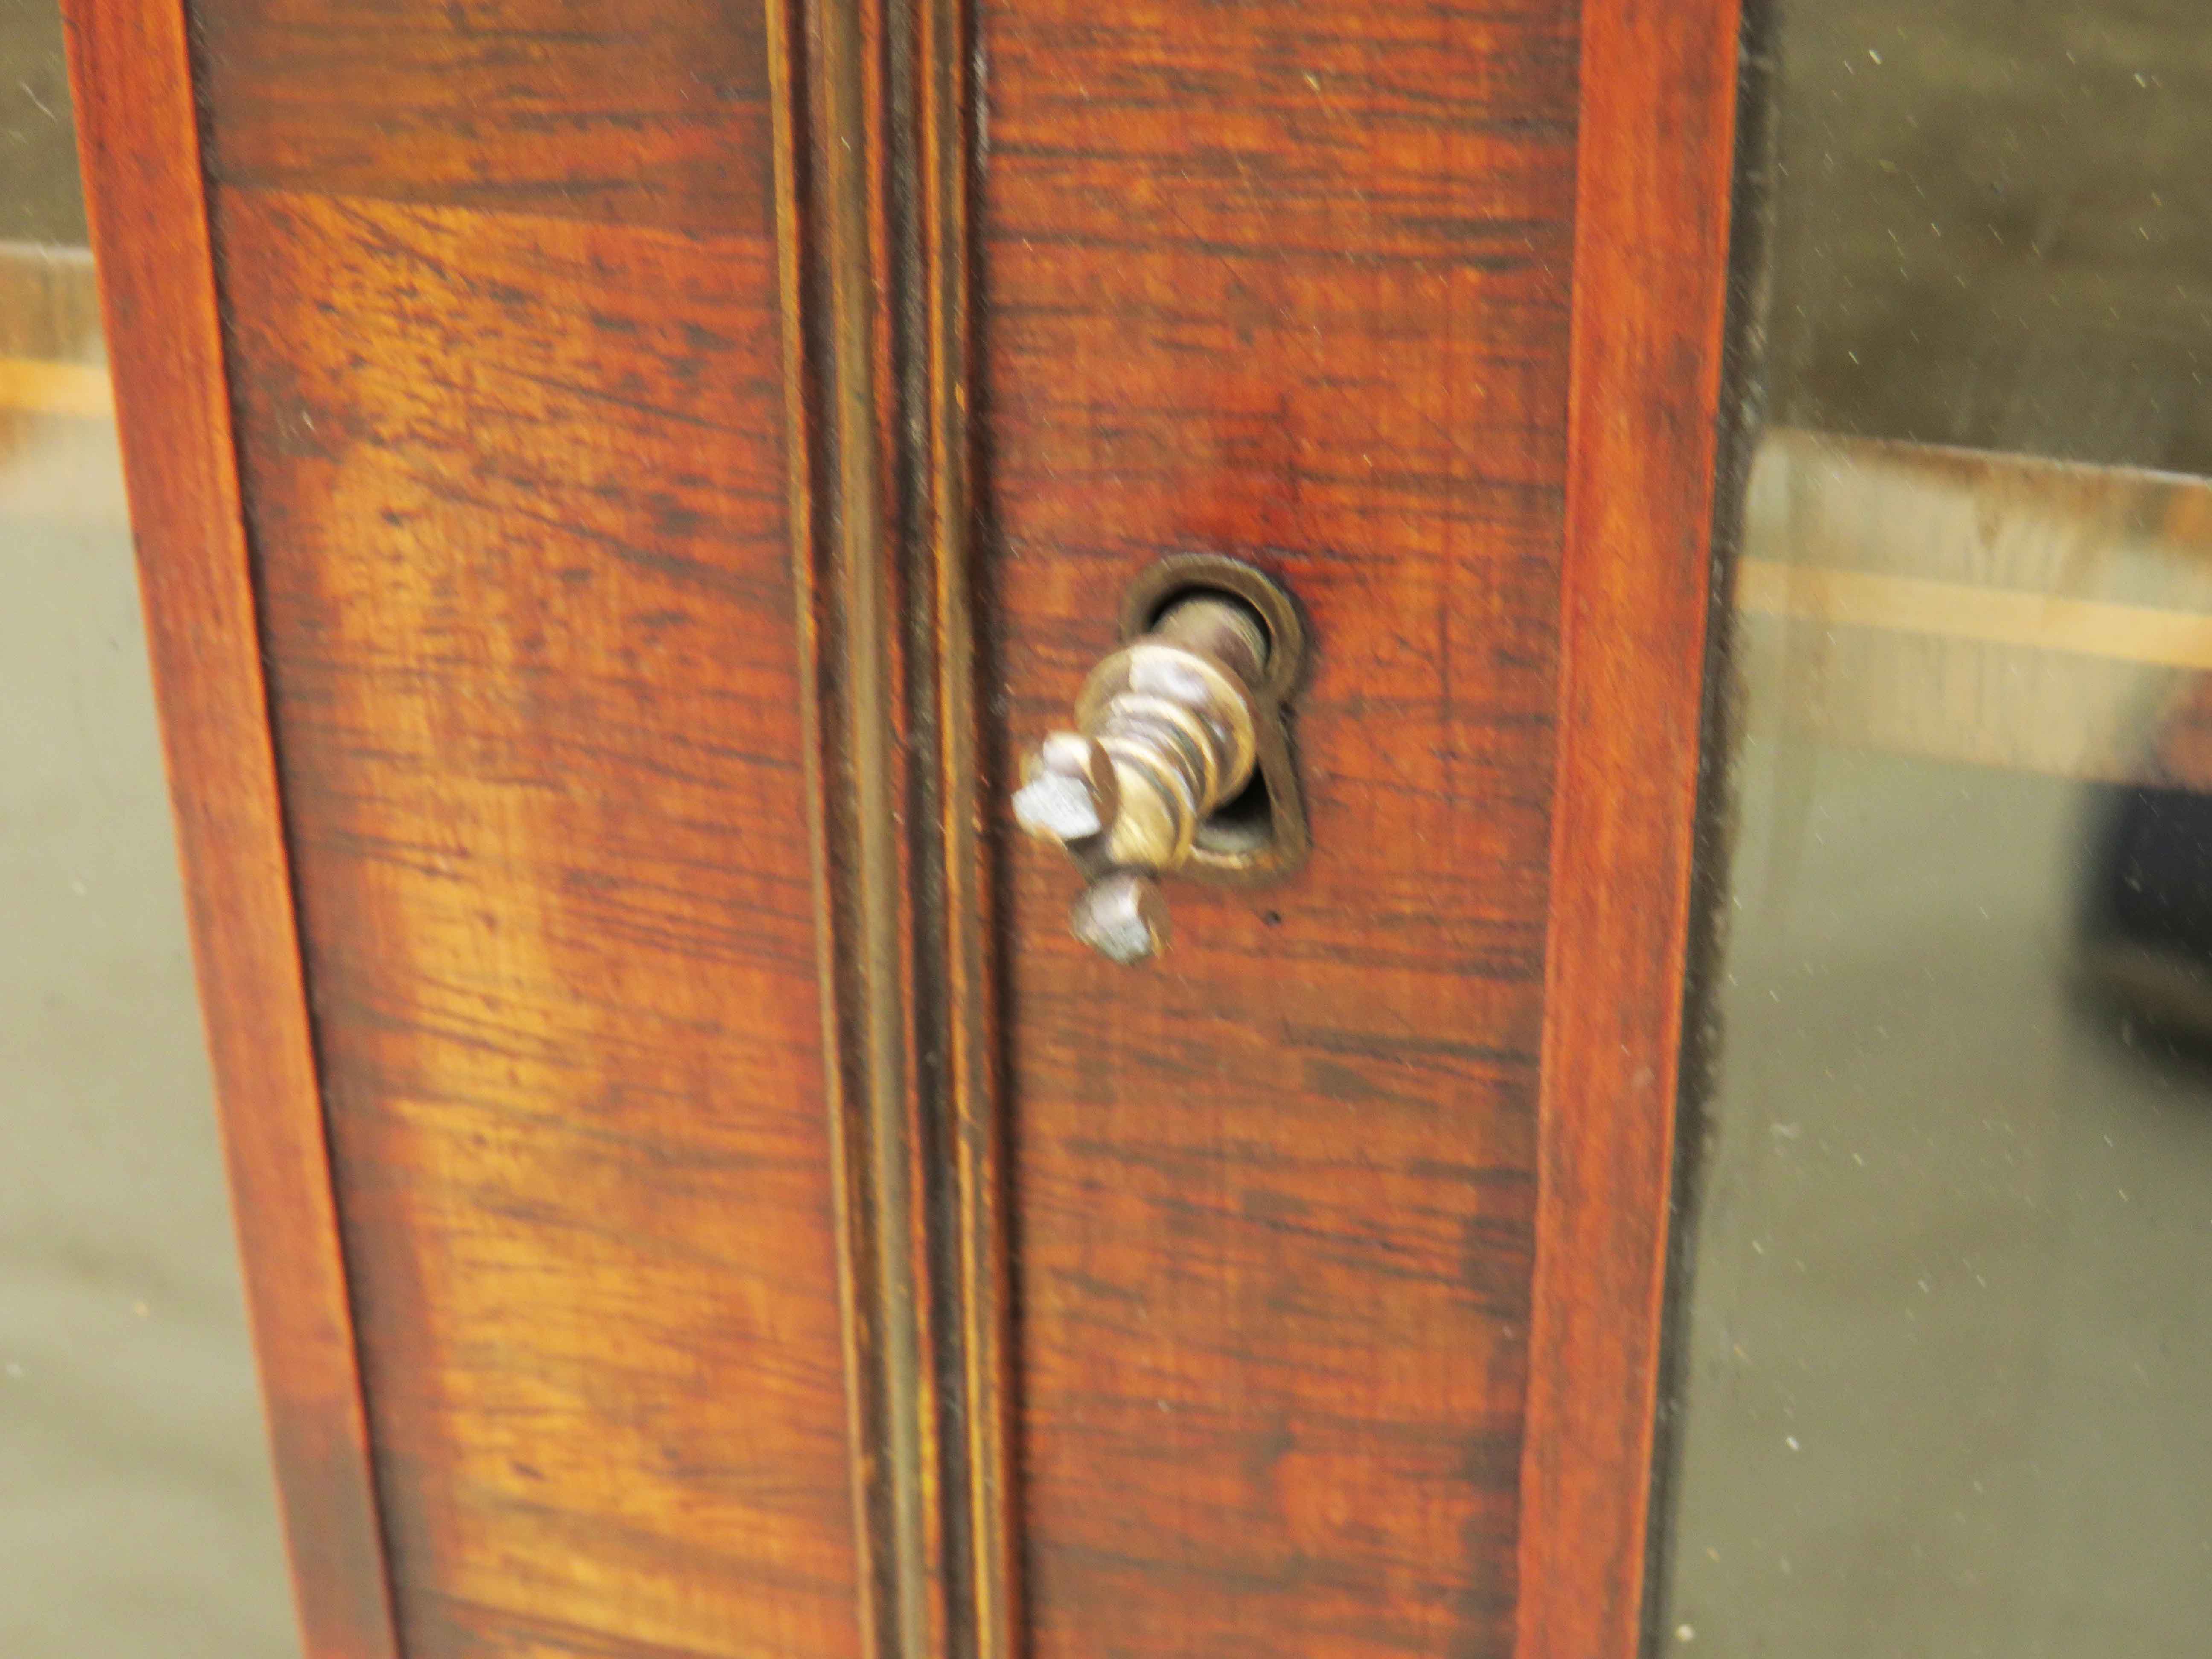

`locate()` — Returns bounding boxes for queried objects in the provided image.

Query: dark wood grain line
[1516,3,1745,1656]
[770,0,1015,1652]
[55,5,402,1656]
[194,0,775,233]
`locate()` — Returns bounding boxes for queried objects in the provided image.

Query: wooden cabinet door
[61,0,1740,1656]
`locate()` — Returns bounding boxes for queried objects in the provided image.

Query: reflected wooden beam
[0,242,102,365]
[1734,430,2212,783]
[1738,560,2212,671]
[0,357,114,418]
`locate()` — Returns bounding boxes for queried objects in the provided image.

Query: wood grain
[771,0,944,1643]
[188,0,866,1652]
[769,0,1018,1647]
[914,2,1024,1651]
[1516,3,1744,1657]
[85,0,1751,1651]
[194,0,773,232]
[57,3,400,1655]
[210,185,864,1659]
[978,2,1580,1654]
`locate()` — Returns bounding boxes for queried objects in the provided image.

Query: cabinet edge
[57,3,403,1655]
[1518,2,1748,1656]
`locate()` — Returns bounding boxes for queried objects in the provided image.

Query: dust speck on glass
[1660,1,2212,1654]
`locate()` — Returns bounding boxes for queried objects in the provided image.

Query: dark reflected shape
[2082,782,2212,1047]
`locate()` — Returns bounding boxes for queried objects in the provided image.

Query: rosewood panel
[189,2,867,1654]
[978,3,1581,1654]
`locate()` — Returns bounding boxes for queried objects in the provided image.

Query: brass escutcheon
[1013,554,1309,963]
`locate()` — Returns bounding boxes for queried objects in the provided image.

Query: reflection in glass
[2,0,296,1651]
[1662,3,2212,1654]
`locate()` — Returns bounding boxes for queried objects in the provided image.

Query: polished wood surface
[194,0,773,233]
[768,0,1017,1647]
[58,3,399,1654]
[1519,3,1744,1656]
[67,0,1752,1651]
[979,3,1579,1653]
[188,3,864,1655]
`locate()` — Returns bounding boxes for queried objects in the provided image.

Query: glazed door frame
[61,0,1746,1653]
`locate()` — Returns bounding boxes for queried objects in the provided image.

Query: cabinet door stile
[59,2,402,1654]
[1518,3,1746,1656]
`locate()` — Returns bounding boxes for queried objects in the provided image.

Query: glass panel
[1661,3,2212,1654]
[2,1,297,1650]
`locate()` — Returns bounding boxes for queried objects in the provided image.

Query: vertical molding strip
[57,4,403,1656]
[767,0,1017,1650]
[916,0,1021,1649]
[1516,1,1746,1657]
[769,0,935,1645]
